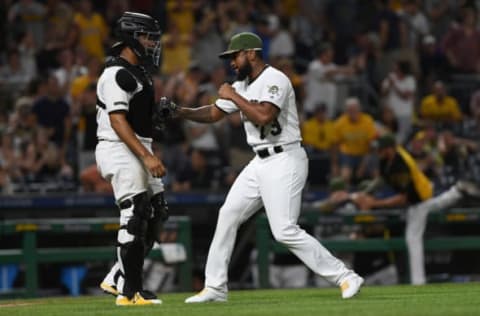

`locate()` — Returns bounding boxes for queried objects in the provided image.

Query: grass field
[1,283,480,316]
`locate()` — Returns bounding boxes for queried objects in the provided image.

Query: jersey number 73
[258,118,282,139]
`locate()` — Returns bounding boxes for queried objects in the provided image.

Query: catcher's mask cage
[115,12,162,69]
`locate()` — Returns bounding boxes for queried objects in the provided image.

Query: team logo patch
[267,85,279,98]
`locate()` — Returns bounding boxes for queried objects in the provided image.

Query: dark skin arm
[109,111,166,177]
[176,82,278,126]
[176,104,226,123]
[218,83,279,126]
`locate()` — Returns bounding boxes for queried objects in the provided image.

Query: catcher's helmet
[114,12,162,69]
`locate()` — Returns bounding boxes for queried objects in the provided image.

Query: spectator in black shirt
[32,74,71,165]
[173,148,217,191]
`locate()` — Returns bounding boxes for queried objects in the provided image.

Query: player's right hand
[218,83,236,100]
[142,154,166,178]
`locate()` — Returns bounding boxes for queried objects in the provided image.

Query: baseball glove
[153,97,177,131]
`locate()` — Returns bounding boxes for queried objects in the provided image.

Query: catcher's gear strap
[104,57,151,88]
[150,191,169,221]
[118,192,151,244]
[147,192,169,244]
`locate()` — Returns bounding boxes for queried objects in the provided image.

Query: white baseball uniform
[95,65,164,202]
[205,65,356,293]
[95,60,164,295]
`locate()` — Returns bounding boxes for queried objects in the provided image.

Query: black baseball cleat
[456,180,480,199]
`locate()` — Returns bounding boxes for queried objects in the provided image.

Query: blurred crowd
[0,0,480,195]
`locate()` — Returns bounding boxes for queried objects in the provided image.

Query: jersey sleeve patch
[259,85,283,111]
[258,71,290,110]
[267,85,280,98]
[115,68,137,93]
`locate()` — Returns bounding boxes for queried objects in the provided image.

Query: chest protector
[105,57,155,138]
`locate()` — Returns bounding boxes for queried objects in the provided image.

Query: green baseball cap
[218,32,263,59]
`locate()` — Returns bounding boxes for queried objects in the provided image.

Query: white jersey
[96,66,151,142]
[215,66,301,149]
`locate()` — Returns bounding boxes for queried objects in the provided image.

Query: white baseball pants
[95,140,164,202]
[96,140,164,293]
[205,146,355,293]
[406,185,462,285]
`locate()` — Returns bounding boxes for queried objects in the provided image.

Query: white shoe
[185,288,227,303]
[340,275,364,299]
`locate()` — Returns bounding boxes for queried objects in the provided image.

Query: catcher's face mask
[135,31,162,67]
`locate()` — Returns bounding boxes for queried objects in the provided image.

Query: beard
[236,61,252,81]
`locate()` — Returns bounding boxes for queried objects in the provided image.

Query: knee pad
[127,216,148,239]
[120,191,152,219]
[150,192,169,222]
[146,192,168,244]
[118,192,152,244]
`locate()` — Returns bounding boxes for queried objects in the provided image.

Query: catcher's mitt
[153,97,177,131]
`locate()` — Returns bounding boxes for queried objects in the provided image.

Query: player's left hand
[142,154,166,178]
[218,83,236,100]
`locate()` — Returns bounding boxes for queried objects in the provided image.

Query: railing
[0,216,192,298]
[255,208,480,288]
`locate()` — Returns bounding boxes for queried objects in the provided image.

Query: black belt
[256,145,284,159]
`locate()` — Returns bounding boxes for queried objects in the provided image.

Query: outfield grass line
[1,283,480,316]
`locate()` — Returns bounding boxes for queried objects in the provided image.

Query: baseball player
[95,12,169,306]
[353,133,480,285]
[161,32,364,302]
